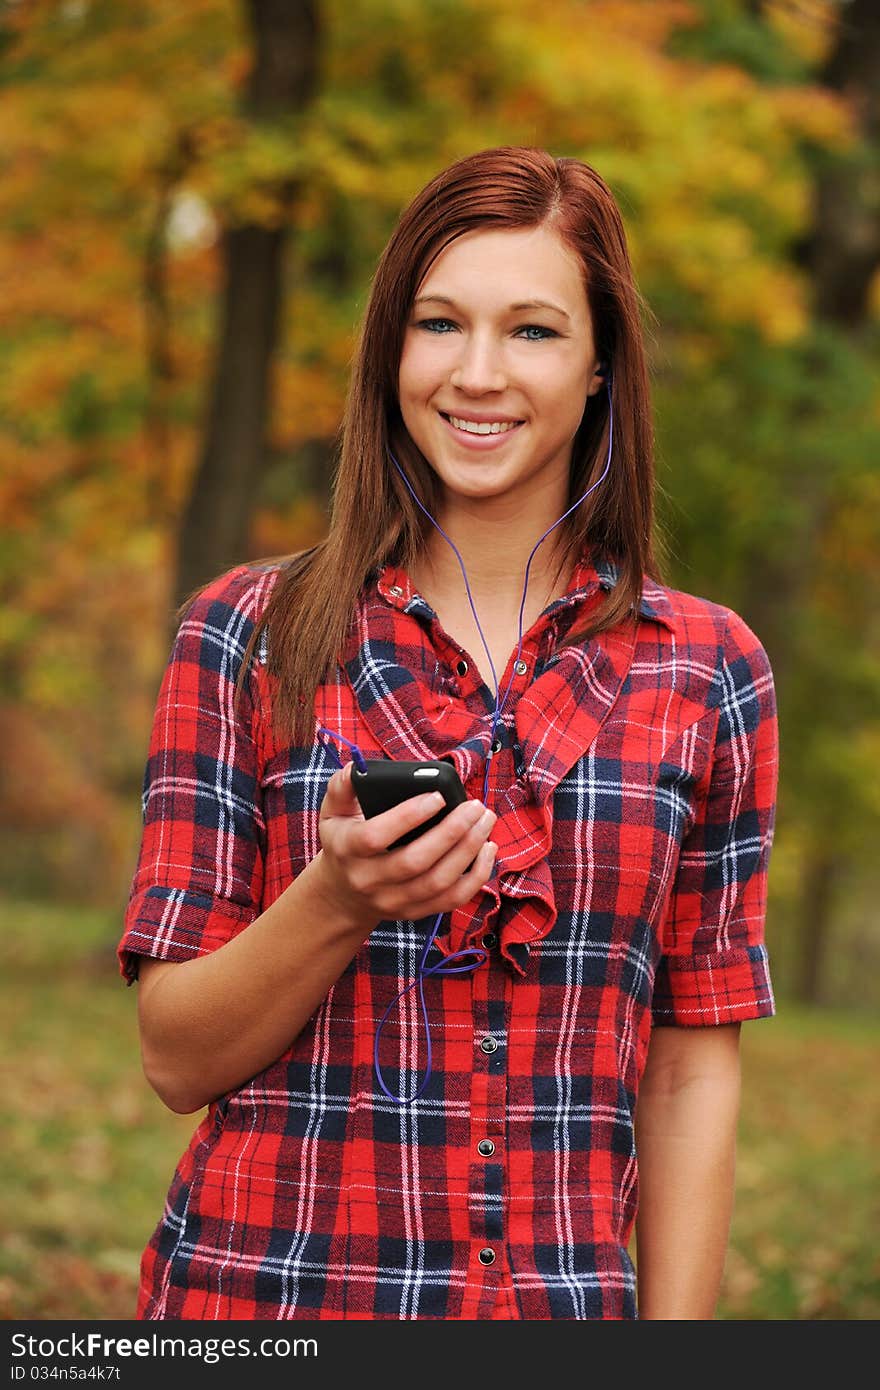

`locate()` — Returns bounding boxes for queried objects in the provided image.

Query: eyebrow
[413,293,571,321]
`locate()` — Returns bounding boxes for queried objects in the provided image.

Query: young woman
[119,146,778,1321]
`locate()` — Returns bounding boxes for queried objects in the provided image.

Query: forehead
[417,225,587,313]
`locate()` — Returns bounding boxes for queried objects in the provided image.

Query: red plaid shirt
[118,554,777,1320]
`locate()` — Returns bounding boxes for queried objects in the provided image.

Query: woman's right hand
[314,760,498,927]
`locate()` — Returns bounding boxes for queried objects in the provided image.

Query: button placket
[466,936,510,1305]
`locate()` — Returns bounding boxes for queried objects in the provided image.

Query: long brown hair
[187,146,663,747]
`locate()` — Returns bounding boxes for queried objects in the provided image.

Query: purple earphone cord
[319,378,614,1102]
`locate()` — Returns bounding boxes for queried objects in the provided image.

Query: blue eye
[517,325,557,341]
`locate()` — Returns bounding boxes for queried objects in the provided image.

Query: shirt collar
[595,557,677,632]
[376,554,677,632]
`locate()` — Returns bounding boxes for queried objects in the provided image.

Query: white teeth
[447,415,521,435]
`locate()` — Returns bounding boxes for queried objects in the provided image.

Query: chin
[445,478,517,506]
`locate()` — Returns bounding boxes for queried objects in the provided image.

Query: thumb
[320,759,362,820]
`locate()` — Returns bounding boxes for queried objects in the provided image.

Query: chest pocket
[260,743,337,881]
[555,702,715,932]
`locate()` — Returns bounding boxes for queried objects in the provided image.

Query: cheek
[538,375,588,437]
[544,358,586,422]
[398,339,442,403]
[397,368,431,437]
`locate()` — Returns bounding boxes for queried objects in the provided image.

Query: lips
[440,411,524,433]
[438,411,526,449]
[444,408,522,430]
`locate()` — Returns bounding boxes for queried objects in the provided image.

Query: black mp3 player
[351,759,469,851]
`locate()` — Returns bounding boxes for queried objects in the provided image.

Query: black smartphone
[351,759,469,850]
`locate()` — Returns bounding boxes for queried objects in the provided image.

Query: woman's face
[397,224,604,512]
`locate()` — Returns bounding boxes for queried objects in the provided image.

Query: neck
[411,506,574,613]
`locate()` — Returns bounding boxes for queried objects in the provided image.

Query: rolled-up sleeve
[117,566,266,985]
[651,611,778,1026]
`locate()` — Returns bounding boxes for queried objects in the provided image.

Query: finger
[319,761,361,821]
[407,808,497,896]
[350,790,448,857]
[383,800,494,884]
[405,838,499,919]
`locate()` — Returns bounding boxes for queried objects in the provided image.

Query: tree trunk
[784,0,880,1001]
[796,843,839,1005]
[173,0,321,613]
[801,0,880,326]
[174,222,286,606]
[744,0,880,670]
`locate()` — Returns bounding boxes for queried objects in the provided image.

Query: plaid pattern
[119,554,777,1320]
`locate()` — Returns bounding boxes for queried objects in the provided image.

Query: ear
[589,360,611,392]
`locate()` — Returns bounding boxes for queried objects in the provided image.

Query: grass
[1,897,877,1320]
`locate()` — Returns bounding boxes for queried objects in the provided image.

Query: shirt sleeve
[651,610,778,1026]
[117,565,266,985]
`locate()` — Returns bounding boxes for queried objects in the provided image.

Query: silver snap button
[389,585,403,597]
[477,1139,495,1157]
[513,659,528,675]
[478,1247,496,1265]
[479,1036,498,1055]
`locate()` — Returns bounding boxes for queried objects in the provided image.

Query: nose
[449,332,507,394]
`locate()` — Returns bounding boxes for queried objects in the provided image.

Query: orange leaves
[252,496,330,559]
[460,0,854,343]
[273,365,346,449]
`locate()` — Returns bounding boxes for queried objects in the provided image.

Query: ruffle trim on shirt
[332,563,641,974]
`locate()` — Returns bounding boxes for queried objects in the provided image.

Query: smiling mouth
[440,412,525,436]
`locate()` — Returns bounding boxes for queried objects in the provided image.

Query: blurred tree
[804,0,880,326]
[661,0,880,1004]
[174,0,321,612]
[784,0,880,1002]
